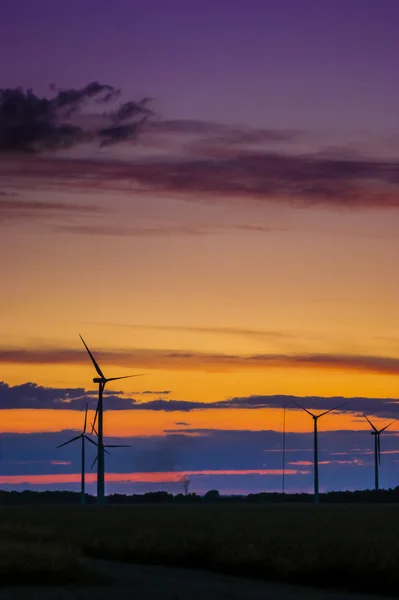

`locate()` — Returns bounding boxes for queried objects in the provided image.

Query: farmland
[1,503,398,595]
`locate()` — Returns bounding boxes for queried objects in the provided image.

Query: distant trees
[204,489,220,502]
[1,487,399,506]
[0,490,91,505]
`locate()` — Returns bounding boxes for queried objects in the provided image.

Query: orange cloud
[0,469,309,485]
[290,460,330,466]
[1,346,399,375]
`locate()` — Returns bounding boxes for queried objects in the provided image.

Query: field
[1,503,399,595]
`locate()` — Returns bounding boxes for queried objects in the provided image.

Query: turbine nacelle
[93,377,105,384]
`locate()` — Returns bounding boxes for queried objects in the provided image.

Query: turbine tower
[282,405,286,495]
[292,400,347,504]
[363,414,394,491]
[56,404,98,505]
[79,335,142,505]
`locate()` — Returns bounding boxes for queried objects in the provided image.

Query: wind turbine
[79,334,143,505]
[363,414,394,491]
[90,421,131,472]
[56,404,98,505]
[292,400,347,504]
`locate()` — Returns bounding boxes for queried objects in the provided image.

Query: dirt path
[0,559,393,600]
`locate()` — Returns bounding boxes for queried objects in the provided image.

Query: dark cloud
[1,346,399,375]
[0,382,138,411]
[0,83,151,153]
[1,382,399,421]
[49,82,120,113]
[134,399,205,412]
[217,395,399,420]
[115,98,153,122]
[99,119,149,148]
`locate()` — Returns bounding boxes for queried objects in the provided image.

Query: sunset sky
[1,0,399,496]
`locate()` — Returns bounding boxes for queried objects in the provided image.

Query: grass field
[0,503,398,594]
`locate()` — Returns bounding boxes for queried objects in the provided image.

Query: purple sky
[1,0,398,130]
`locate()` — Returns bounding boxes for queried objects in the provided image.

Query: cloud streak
[50,222,283,238]
[131,390,172,395]
[0,469,305,486]
[0,198,99,224]
[0,346,399,375]
[95,323,292,341]
[146,118,301,145]
[2,149,398,210]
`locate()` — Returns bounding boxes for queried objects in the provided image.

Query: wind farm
[40,336,398,506]
[44,337,397,507]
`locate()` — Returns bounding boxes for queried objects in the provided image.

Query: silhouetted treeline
[2,487,399,505]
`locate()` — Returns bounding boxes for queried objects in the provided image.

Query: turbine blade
[86,435,110,455]
[318,401,348,419]
[90,421,99,437]
[84,435,98,447]
[104,448,111,456]
[380,421,395,433]
[79,334,105,379]
[363,414,378,432]
[378,435,381,465]
[291,400,314,417]
[105,444,131,448]
[106,374,145,382]
[91,408,99,435]
[83,403,88,434]
[56,434,82,448]
[90,455,98,471]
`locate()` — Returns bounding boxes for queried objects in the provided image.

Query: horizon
[3,485,398,498]
[1,0,399,497]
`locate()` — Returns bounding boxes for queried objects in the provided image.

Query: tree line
[2,487,399,505]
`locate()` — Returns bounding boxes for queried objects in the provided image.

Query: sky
[0,0,399,496]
